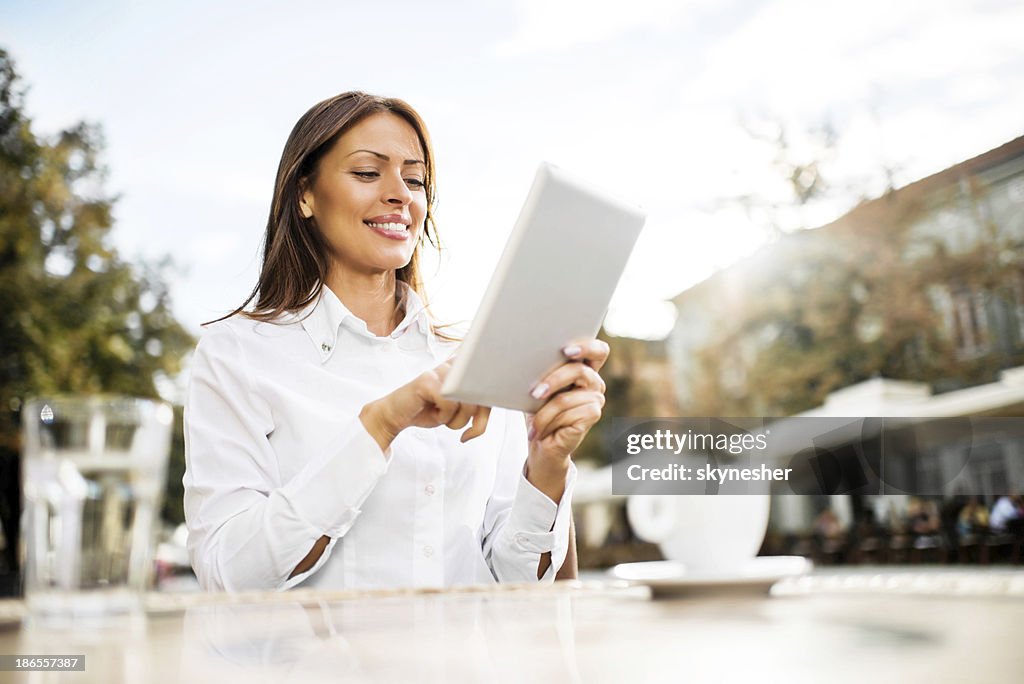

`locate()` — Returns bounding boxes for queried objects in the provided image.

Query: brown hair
[208,91,443,328]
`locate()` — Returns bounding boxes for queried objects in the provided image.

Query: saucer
[608,556,812,598]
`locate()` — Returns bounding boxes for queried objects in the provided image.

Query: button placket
[411,431,446,587]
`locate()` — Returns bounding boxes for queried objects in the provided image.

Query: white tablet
[441,162,646,412]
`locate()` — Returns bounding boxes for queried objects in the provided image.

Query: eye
[352,171,379,180]
[405,178,425,188]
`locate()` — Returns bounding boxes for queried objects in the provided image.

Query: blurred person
[904,497,944,555]
[908,498,940,536]
[813,508,844,540]
[989,494,1023,534]
[183,92,606,592]
[812,507,847,564]
[956,497,989,538]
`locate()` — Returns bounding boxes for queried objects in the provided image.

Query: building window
[950,286,989,358]
[1012,273,1024,344]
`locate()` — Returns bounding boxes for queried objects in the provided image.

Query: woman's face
[301,112,427,279]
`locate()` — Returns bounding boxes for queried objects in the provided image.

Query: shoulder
[195,313,302,364]
[195,317,246,358]
[201,313,299,344]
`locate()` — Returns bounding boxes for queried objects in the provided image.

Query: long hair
[208,91,443,328]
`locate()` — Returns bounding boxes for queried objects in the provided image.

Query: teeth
[367,222,408,232]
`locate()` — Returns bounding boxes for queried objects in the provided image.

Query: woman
[184,92,608,592]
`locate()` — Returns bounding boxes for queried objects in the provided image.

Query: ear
[298,180,314,219]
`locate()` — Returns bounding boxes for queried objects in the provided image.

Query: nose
[383,170,413,206]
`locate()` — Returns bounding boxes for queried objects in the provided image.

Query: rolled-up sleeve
[183,325,388,592]
[481,412,577,583]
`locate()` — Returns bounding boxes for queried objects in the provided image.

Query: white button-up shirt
[184,284,575,592]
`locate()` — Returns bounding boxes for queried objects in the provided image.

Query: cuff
[281,537,339,590]
[506,462,577,561]
[280,416,390,538]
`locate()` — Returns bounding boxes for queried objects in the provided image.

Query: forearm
[187,413,389,592]
[191,491,335,591]
[290,535,331,579]
[284,402,405,581]
[525,458,570,580]
[525,448,571,504]
[484,462,577,584]
[537,552,552,579]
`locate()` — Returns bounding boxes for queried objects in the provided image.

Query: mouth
[363,220,410,234]
[364,213,412,237]
[363,216,413,241]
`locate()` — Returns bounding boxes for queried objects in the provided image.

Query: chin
[375,251,416,272]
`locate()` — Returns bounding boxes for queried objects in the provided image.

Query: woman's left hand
[525,338,609,502]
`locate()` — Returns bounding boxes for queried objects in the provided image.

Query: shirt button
[423,545,434,558]
[424,483,435,496]
[321,342,332,353]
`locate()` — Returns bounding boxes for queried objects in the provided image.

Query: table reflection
[181,589,587,683]
[4,572,1024,683]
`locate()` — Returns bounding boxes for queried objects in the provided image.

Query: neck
[324,268,401,337]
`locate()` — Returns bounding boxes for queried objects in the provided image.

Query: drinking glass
[21,396,173,624]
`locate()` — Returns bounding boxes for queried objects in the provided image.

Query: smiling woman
[215,93,440,328]
[183,92,603,592]
[298,114,428,304]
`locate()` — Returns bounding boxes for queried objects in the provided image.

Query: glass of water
[21,396,173,625]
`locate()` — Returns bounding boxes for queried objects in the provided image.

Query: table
[2,568,1023,682]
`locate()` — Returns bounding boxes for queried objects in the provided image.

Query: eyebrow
[346,149,425,166]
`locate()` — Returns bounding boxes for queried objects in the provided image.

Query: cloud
[692,0,1024,116]
[493,0,712,56]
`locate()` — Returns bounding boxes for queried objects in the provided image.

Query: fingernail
[528,426,536,441]
[530,383,549,400]
[563,345,582,358]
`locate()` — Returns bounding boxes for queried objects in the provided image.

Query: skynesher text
[626,463,793,482]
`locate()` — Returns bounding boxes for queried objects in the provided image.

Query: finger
[531,363,605,401]
[416,377,462,425]
[537,399,604,442]
[531,390,604,442]
[446,401,477,431]
[460,406,491,442]
[561,339,610,372]
[429,398,462,427]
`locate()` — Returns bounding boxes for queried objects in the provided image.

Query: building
[669,135,1024,416]
[667,135,1024,534]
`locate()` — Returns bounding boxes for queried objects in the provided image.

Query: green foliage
[0,49,193,517]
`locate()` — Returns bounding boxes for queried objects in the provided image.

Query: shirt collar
[393,281,432,337]
[297,282,433,362]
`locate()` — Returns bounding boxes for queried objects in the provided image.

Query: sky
[3,0,1023,352]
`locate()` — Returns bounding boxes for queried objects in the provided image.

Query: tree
[0,48,194,586]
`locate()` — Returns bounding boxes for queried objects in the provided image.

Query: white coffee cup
[626,494,770,575]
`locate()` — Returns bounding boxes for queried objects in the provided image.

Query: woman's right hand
[359,359,491,452]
